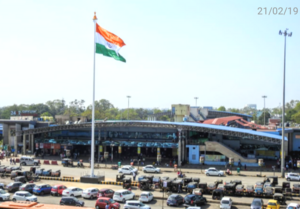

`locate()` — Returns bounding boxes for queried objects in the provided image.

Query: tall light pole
[127,96,131,120]
[279,28,292,177]
[262,95,267,125]
[194,97,198,106]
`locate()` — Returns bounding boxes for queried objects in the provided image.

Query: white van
[20,156,39,166]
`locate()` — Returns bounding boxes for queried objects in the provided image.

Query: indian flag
[95,23,126,62]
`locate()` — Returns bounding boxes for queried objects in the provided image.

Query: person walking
[105,203,109,209]
[133,172,136,181]
[178,183,181,193]
[244,164,247,171]
[286,164,289,172]
[10,158,12,165]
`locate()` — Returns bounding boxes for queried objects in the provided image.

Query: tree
[286,109,297,122]
[294,102,300,112]
[46,99,66,120]
[217,106,226,111]
[40,112,51,116]
[227,108,240,113]
[258,111,271,125]
[292,112,300,124]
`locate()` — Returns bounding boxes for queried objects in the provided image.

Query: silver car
[12,191,37,202]
[82,188,99,199]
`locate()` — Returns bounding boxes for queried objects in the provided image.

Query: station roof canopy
[16,120,286,144]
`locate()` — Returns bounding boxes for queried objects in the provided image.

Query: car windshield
[168,196,176,200]
[141,194,148,196]
[0,190,6,194]
[25,193,33,197]
[128,167,133,170]
[52,186,57,189]
[73,197,79,201]
[268,202,277,206]
[222,200,230,204]
[115,192,120,195]
[7,183,13,186]
[252,201,262,206]
[34,186,41,189]
[287,207,297,209]
[109,199,115,203]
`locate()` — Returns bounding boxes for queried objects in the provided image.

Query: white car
[113,189,135,203]
[285,173,300,181]
[20,156,39,166]
[139,192,153,203]
[142,165,160,173]
[0,189,10,201]
[0,183,5,190]
[205,167,224,176]
[82,188,99,199]
[286,203,300,209]
[118,166,137,175]
[62,187,83,197]
[12,191,37,202]
[220,197,232,209]
[124,201,151,209]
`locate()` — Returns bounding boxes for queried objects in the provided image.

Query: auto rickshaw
[10,171,24,180]
[145,175,154,184]
[14,176,26,183]
[161,176,169,181]
[265,176,278,187]
[186,182,198,193]
[51,170,61,177]
[282,182,290,190]
[235,185,244,195]
[212,189,224,200]
[161,179,172,192]
[232,180,242,186]
[153,176,161,189]
[193,188,203,196]
[62,158,74,167]
[35,168,44,175]
[292,184,300,193]
[138,175,146,182]
[171,180,183,193]
[283,188,292,200]
[208,180,223,194]
[245,185,254,196]
[198,183,208,194]
[264,187,274,198]
[274,186,283,194]
[116,174,125,182]
[30,166,39,174]
[273,193,286,205]
[217,184,226,192]
[264,182,272,188]
[224,183,237,195]
[42,169,52,176]
[139,179,152,191]
[192,177,200,184]
[123,177,131,189]
[183,177,193,186]
[255,181,264,188]
[0,166,8,173]
[254,185,264,196]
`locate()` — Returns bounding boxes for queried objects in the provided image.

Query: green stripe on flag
[96,43,126,62]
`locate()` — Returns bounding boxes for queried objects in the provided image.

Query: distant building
[203,106,213,110]
[246,104,257,110]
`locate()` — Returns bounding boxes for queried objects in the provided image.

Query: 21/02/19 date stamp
[258,7,298,15]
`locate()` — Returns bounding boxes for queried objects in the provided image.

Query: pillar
[185,131,188,161]
[30,134,34,154]
[178,129,182,166]
[15,123,21,157]
[23,134,26,155]
[3,124,9,145]
[181,131,185,162]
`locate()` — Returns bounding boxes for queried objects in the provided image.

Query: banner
[40,143,44,149]
[157,147,160,155]
[35,143,39,149]
[137,147,141,154]
[118,146,122,154]
[51,144,54,149]
[99,145,103,152]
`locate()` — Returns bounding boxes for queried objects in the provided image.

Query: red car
[51,184,67,196]
[95,197,120,209]
[98,189,114,198]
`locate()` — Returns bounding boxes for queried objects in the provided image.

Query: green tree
[227,108,240,113]
[258,111,271,125]
[286,109,297,122]
[46,99,66,120]
[294,102,300,112]
[217,106,226,111]
[40,112,51,116]
[292,112,300,124]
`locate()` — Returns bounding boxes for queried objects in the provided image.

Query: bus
[0,201,94,209]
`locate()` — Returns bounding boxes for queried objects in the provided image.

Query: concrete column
[30,134,34,153]
[3,124,9,145]
[181,132,185,162]
[178,129,182,166]
[185,131,188,161]
[15,124,21,157]
[23,134,26,155]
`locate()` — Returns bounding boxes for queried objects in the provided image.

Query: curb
[98,181,139,186]
[39,176,80,182]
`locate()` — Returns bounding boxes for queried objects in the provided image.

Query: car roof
[15,191,29,194]
[100,188,110,191]
[98,197,110,200]
[145,165,153,166]
[141,192,150,194]
[84,188,97,190]
[221,197,231,201]
[115,190,129,192]
[268,200,277,203]
[208,167,216,169]
[126,201,140,203]
[288,203,299,207]
[253,198,262,201]
[66,187,77,189]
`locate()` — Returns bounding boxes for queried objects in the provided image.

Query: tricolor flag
[95,23,126,62]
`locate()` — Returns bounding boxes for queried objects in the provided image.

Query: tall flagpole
[91,12,97,177]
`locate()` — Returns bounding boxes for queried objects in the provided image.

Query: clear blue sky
[0,0,299,110]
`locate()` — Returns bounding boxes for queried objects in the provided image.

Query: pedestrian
[133,172,136,181]
[286,164,289,171]
[178,184,181,193]
[105,203,109,209]
[13,159,15,165]
[10,158,12,165]
[244,164,247,171]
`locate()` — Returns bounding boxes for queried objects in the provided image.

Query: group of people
[9,158,17,165]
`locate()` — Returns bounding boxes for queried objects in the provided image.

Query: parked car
[95,197,120,209]
[62,187,83,197]
[205,168,224,176]
[6,182,23,193]
[113,190,135,203]
[286,203,300,209]
[32,184,52,195]
[220,197,232,209]
[167,194,184,206]
[51,185,67,196]
[266,200,280,209]
[0,189,10,201]
[124,201,151,209]
[60,196,84,207]
[118,166,137,175]
[98,189,114,198]
[0,183,5,190]
[139,192,154,202]
[184,194,207,206]
[251,198,264,209]
[20,156,39,166]
[19,183,36,193]
[82,188,99,199]
[142,165,160,173]
[12,191,37,202]
[286,173,300,181]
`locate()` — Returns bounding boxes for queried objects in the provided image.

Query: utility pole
[194,97,198,106]
[262,95,267,125]
[279,28,292,177]
[127,96,131,120]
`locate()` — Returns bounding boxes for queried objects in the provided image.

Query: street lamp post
[262,95,267,126]
[127,96,131,120]
[279,28,292,177]
[194,97,198,106]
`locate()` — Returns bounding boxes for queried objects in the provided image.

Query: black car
[19,183,36,193]
[14,176,26,184]
[60,197,84,207]
[6,182,23,192]
[184,194,207,206]
[251,198,264,209]
[167,194,184,206]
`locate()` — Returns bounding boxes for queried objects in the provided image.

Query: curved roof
[18,120,286,144]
